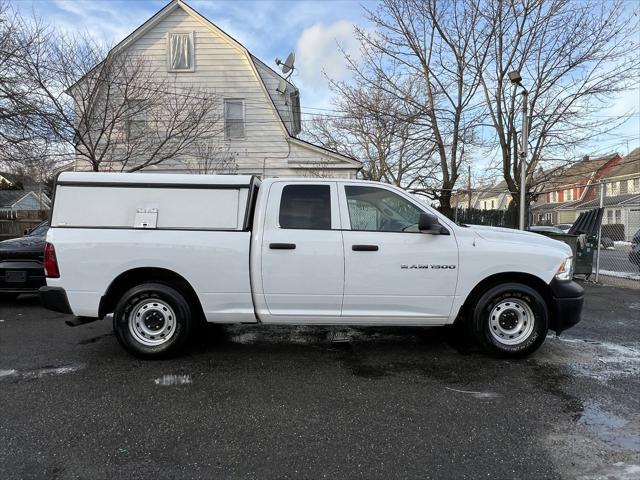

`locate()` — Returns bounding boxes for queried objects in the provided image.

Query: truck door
[338,184,458,321]
[260,181,344,318]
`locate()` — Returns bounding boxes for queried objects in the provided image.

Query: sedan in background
[0,221,48,300]
[554,223,573,233]
[528,225,566,234]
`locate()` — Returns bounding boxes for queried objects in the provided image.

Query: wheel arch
[456,272,557,330]
[99,267,205,321]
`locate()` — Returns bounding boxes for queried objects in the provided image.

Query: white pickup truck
[39,172,583,358]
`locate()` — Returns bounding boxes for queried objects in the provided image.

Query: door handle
[269,243,296,250]
[352,244,379,251]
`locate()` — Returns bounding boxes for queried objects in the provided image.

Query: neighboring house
[0,172,19,188]
[571,149,640,241]
[531,153,621,225]
[451,190,482,210]
[477,180,511,211]
[0,190,51,214]
[71,0,361,178]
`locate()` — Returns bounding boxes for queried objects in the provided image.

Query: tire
[471,282,548,358]
[113,282,194,359]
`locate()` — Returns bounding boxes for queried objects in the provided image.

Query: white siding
[74,4,358,178]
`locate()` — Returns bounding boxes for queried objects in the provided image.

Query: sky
[11,0,640,173]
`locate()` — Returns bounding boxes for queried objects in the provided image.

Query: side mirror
[419,212,449,235]
[23,228,30,235]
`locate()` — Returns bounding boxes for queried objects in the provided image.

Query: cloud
[45,0,153,44]
[296,20,360,92]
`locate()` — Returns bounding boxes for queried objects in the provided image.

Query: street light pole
[508,70,529,230]
[519,88,529,230]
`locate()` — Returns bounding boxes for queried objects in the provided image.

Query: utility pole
[508,70,529,230]
[519,88,529,230]
[468,164,472,210]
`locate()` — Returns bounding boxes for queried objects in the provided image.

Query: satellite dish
[275,52,295,79]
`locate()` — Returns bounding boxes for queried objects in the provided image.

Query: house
[571,149,640,241]
[0,190,51,214]
[0,172,20,188]
[71,0,361,178]
[531,153,621,225]
[477,180,511,211]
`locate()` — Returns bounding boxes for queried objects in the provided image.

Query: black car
[0,221,48,299]
[630,229,640,271]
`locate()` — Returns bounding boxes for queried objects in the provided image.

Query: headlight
[555,256,573,281]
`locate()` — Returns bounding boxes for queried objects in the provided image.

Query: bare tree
[188,142,238,175]
[338,0,491,214]
[477,0,639,223]
[15,29,223,172]
[0,1,50,166]
[305,76,441,189]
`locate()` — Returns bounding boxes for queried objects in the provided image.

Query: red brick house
[531,153,622,225]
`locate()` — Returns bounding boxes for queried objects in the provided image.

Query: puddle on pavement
[0,364,85,381]
[154,374,192,386]
[538,336,640,382]
[578,401,640,451]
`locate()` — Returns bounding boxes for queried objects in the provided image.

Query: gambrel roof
[70,0,361,170]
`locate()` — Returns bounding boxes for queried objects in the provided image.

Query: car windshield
[28,222,49,237]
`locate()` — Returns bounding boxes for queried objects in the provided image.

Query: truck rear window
[279,185,331,230]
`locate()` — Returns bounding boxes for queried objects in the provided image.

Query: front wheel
[472,282,548,358]
[113,283,194,359]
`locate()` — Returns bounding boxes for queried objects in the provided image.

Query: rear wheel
[113,283,194,358]
[472,282,548,358]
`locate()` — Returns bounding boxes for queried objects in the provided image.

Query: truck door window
[345,186,422,232]
[279,185,331,230]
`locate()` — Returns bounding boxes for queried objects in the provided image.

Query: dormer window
[168,32,194,72]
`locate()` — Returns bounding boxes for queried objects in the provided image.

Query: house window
[224,99,245,139]
[607,210,613,223]
[491,200,495,209]
[564,189,574,201]
[126,100,146,141]
[289,90,301,134]
[168,32,194,71]
[615,209,622,224]
[633,178,640,193]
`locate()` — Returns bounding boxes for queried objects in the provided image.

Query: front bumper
[39,286,73,314]
[549,279,584,334]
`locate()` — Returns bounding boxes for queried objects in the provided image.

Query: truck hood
[465,224,572,256]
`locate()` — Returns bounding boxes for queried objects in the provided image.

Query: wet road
[1,284,639,479]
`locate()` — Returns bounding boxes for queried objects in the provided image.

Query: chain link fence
[592,179,640,288]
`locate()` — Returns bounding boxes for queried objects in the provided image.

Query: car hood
[0,235,45,259]
[465,224,572,255]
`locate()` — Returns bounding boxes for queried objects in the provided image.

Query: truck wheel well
[457,272,555,328]
[99,267,205,321]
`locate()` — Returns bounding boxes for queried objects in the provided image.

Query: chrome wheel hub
[489,298,535,345]
[128,299,176,346]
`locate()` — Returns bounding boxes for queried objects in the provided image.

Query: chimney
[582,155,590,162]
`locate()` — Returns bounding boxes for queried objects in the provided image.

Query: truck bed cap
[56,172,255,187]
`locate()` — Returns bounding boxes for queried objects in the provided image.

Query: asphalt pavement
[1,284,639,480]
